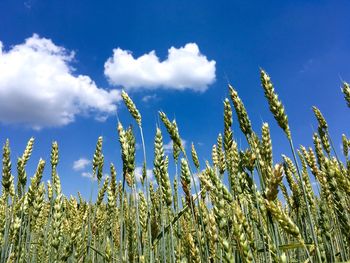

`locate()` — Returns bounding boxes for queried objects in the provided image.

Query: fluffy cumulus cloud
[104,43,216,91]
[73,158,91,171]
[0,34,121,129]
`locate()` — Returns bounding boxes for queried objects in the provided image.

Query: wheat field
[1,69,350,262]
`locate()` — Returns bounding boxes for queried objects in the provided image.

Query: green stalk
[183,152,209,262]
[152,187,206,247]
[139,125,154,262]
[132,185,143,261]
[289,138,321,262]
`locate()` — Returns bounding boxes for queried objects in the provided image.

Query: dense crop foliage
[1,70,350,262]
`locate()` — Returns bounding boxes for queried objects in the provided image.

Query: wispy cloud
[81,172,94,180]
[73,158,91,171]
[142,94,158,103]
[0,34,121,129]
[300,58,314,73]
[81,172,109,181]
[134,166,154,183]
[104,43,216,92]
[163,139,187,154]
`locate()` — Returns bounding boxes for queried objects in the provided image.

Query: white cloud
[142,94,158,103]
[81,172,95,180]
[0,34,121,129]
[73,158,91,171]
[163,139,187,154]
[104,43,216,92]
[135,166,154,183]
[81,171,109,181]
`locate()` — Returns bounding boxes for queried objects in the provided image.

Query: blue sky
[0,0,349,197]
